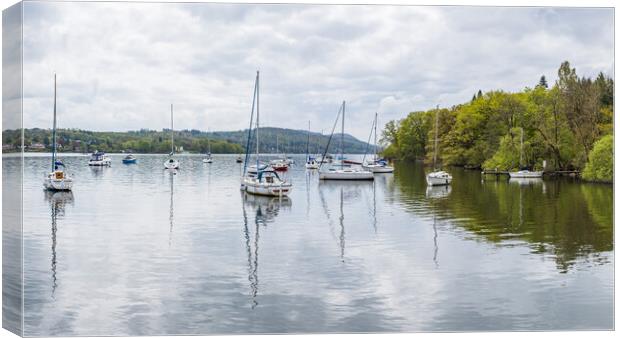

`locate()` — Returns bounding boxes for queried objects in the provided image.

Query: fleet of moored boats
[43,72,543,195]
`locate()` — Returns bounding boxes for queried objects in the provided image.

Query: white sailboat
[363,112,394,173]
[305,121,320,169]
[241,71,293,197]
[509,127,542,179]
[44,74,73,191]
[319,101,373,180]
[164,104,180,169]
[426,105,452,186]
[203,128,213,163]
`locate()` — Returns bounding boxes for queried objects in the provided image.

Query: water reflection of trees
[44,191,74,298]
[241,193,291,308]
[393,162,613,271]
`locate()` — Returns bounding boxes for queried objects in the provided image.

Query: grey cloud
[18,3,614,140]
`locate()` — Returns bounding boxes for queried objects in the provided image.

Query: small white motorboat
[426,170,453,186]
[509,170,543,179]
[203,153,213,163]
[88,151,111,166]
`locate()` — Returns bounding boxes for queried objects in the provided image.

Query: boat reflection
[44,190,74,298]
[426,185,452,199]
[319,181,374,263]
[241,193,291,308]
[168,170,177,247]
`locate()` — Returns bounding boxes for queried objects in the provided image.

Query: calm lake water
[4,153,613,335]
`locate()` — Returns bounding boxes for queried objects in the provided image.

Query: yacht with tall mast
[164,104,180,169]
[241,71,292,197]
[426,105,452,186]
[305,121,320,169]
[44,74,73,191]
[203,127,213,163]
[319,101,373,180]
[509,127,543,178]
[363,112,394,173]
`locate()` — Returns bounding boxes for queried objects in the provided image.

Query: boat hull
[122,159,137,164]
[164,159,180,169]
[426,176,452,186]
[364,165,394,173]
[88,160,111,166]
[44,177,73,191]
[319,170,374,180]
[509,171,543,178]
[242,180,292,197]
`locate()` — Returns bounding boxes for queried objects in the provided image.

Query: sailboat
[509,128,542,178]
[164,104,180,169]
[319,101,373,180]
[203,128,213,163]
[305,121,320,169]
[270,134,289,171]
[426,105,452,186]
[241,71,293,197]
[43,74,73,191]
[363,113,394,173]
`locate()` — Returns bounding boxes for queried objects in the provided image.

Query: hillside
[3,127,373,154]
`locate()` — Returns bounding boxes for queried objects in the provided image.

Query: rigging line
[362,114,376,165]
[318,103,343,171]
[242,72,259,177]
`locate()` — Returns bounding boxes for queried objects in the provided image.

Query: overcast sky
[19,2,614,140]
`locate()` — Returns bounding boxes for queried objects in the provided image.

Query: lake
[3,153,613,335]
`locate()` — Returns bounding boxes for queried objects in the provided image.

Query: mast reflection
[168,170,176,247]
[241,193,291,308]
[44,190,74,299]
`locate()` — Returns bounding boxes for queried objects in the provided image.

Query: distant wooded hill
[2,127,374,154]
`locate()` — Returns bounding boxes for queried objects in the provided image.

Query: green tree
[582,135,613,182]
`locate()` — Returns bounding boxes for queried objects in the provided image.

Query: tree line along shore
[380,61,613,183]
[2,127,371,155]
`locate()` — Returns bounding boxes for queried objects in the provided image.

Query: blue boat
[122,154,137,164]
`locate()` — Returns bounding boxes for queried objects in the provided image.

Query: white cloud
[19,2,614,140]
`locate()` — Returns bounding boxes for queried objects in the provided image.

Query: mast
[170,104,174,155]
[520,127,524,169]
[207,127,211,154]
[374,112,378,162]
[433,105,439,170]
[341,101,345,168]
[255,71,260,169]
[52,73,57,171]
[306,120,310,161]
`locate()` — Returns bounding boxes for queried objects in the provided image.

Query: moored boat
[319,101,373,181]
[362,113,394,174]
[240,71,293,197]
[164,104,180,169]
[44,74,73,191]
[426,105,451,186]
[88,151,111,166]
[122,154,137,164]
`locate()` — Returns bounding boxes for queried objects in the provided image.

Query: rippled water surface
[5,153,613,335]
